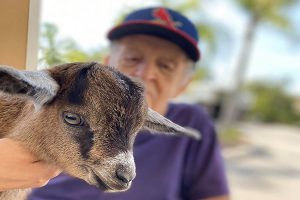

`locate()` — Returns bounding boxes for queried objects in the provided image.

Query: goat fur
[0,62,200,200]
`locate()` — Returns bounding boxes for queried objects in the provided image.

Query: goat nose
[116,168,135,184]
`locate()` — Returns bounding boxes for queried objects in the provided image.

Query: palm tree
[221,0,299,127]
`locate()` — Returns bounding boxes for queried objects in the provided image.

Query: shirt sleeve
[181,106,230,199]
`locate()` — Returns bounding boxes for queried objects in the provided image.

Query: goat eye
[63,112,83,126]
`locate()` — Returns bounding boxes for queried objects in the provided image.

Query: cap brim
[107,21,200,61]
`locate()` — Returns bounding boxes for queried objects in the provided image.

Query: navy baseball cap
[107,7,201,61]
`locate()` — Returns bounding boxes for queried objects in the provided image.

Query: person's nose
[133,61,156,82]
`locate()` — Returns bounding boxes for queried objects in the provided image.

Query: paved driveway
[222,123,300,200]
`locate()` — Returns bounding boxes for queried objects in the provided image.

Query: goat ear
[143,108,201,140]
[0,65,59,107]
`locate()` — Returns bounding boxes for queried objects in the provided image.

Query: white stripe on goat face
[114,151,135,166]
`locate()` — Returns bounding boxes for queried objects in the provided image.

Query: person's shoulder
[168,103,216,140]
[168,103,212,124]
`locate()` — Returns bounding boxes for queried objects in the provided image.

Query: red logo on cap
[152,8,182,29]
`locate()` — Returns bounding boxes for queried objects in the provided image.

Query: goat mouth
[91,170,131,192]
[91,171,112,191]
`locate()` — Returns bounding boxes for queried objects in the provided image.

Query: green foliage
[191,67,210,82]
[39,23,106,68]
[246,81,300,124]
[161,0,201,13]
[39,23,66,66]
[235,0,299,31]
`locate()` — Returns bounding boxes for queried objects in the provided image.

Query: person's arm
[0,138,61,191]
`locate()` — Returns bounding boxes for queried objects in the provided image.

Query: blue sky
[40,0,300,95]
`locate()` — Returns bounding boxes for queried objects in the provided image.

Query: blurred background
[1,0,300,199]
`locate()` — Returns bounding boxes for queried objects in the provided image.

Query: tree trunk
[220,15,259,128]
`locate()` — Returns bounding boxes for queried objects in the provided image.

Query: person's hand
[0,138,61,191]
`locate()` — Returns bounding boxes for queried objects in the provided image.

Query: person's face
[106,35,193,115]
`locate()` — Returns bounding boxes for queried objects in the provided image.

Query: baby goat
[0,62,200,200]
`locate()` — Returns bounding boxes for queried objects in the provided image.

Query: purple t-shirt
[28,103,229,200]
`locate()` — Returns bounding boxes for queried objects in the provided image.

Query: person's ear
[173,73,193,97]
